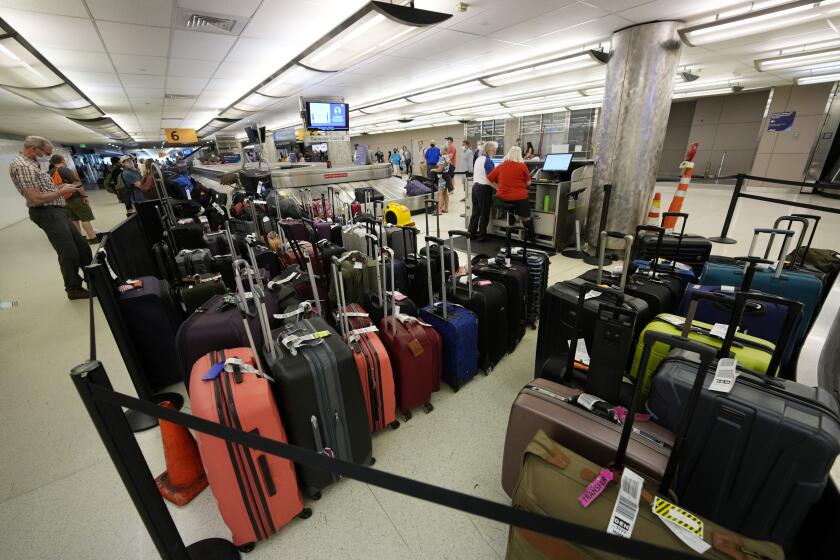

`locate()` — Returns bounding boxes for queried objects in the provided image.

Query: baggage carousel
[191,162,432,213]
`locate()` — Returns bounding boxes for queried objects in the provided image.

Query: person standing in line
[424,140,440,180]
[445,136,457,190]
[119,155,145,212]
[431,150,452,213]
[457,139,474,204]
[390,148,402,177]
[402,145,413,175]
[10,136,91,300]
[467,141,497,241]
[487,145,534,242]
[374,147,384,164]
[48,155,99,245]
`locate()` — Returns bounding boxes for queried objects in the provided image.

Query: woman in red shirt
[487,146,534,241]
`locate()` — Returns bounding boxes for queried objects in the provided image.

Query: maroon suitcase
[379,288,442,420]
[501,377,674,497]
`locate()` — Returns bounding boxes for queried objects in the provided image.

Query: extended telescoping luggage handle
[621,331,717,493]
[448,229,473,298]
[232,258,271,370]
[746,228,794,279]
[596,231,634,291]
[425,235,448,319]
[372,199,385,220]
[772,215,809,271]
[331,256,351,338]
[424,199,441,237]
[382,246,395,318]
[564,282,625,383]
[789,213,820,267]
[365,232,385,306]
[632,225,665,279]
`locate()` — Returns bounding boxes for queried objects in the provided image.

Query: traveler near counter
[402,145,413,175]
[488,145,535,242]
[48,155,99,245]
[10,136,92,300]
[390,148,402,177]
[424,140,440,180]
[467,140,497,241]
[457,140,474,204]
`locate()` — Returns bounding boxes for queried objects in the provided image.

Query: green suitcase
[178,273,227,315]
[629,290,780,403]
[507,332,783,560]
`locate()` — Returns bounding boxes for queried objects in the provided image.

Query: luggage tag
[613,406,651,424]
[579,469,614,508]
[606,467,644,539]
[709,323,730,339]
[281,330,330,356]
[569,338,590,366]
[476,280,492,286]
[392,291,407,301]
[274,301,313,321]
[651,497,710,554]
[458,274,476,285]
[720,285,735,293]
[658,314,684,327]
[117,278,144,293]
[583,290,601,300]
[709,358,738,393]
[202,362,226,381]
[575,393,619,424]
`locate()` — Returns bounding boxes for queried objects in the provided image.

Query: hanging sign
[768,112,796,132]
[164,128,198,143]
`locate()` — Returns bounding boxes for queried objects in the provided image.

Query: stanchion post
[71,360,239,560]
[709,174,742,244]
[584,183,612,265]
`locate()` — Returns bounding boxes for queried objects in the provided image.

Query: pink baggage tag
[477,280,492,286]
[393,291,407,301]
[578,469,614,508]
[614,406,651,423]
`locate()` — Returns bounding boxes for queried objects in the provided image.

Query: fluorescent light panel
[680,0,840,46]
[407,80,488,103]
[483,50,606,87]
[755,46,840,70]
[0,37,61,88]
[796,72,840,84]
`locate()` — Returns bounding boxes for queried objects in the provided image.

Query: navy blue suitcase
[418,236,478,391]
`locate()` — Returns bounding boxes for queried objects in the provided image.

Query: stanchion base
[187,538,241,559]
[561,249,588,260]
[153,391,184,411]
[709,236,737,244]
[584,254,613,266]
[125,409,158,432]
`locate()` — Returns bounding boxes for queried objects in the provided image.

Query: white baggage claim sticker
[652,497,710,554]
[606,468,643,538]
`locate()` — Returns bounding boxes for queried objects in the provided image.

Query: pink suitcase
[189,348,310,551]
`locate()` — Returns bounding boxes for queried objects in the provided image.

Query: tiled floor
[1,181,838,559]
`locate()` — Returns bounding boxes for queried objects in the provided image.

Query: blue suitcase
[418,236,478,391]
[700,228,821,342]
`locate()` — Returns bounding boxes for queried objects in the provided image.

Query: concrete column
[584,21,682,252]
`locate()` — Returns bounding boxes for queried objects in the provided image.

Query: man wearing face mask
[10,136,92,300]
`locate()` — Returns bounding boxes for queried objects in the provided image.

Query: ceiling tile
[241,0,367,40]
[40,49,113,74]
[177,0,262,19]
[491,3,606,44]
[168,58,220,78]
[584,0,652,12]
[170,30,236,61]
[0,9,105,52]
[617,0,742,24]
[225,37,297,65]
[523,14,630,50]
[86,0,174,27]
[166,76,210,94]
[120,74,167,88]
[448,0,560,35]
[0,0,87,17]
[65,72,123,89]
[111,54,168,75]
[125,87,166,99]
[97,22,171,57]
[213,61,274,83]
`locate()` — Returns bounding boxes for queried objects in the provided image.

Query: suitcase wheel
[389,420,401,430]
[238,542,256,553]
[423,402,434,413]
[298,507,313,520]
[483,365,492,376]
[307,488,322,501]
[403,410,412,422]
[368,457,376,466]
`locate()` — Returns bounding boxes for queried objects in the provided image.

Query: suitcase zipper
[221,367,277,537]
[212,351,263,541]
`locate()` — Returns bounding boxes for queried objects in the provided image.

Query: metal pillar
[584,21,683,252]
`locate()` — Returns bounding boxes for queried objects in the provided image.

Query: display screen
[306,101,349,131]
[311,142,328,153]
[490,156,504,166]
[542,153,573,172]
[244,126,260,144]
[273,127,296,143]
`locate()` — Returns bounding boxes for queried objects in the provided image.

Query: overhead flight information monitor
[306,101,349,131]
[542,153,573,172]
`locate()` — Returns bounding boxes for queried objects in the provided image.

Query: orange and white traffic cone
[646,192,661,225]
[155,401,208,506]
[663,142,699,230]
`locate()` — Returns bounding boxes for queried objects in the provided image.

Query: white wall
[0,138,27,230]
[351,123,466,165]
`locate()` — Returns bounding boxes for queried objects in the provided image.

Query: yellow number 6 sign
[164,128,198,144]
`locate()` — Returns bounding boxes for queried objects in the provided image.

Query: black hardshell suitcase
[495,245,549,329]
[170,220,206,250]
[446,230,509,372]
[635,212,712,276]
[471,254,527,352]
[581,227,682,317]
[118,275,183,391]
[648,351,840,544]
[418,200,458,277]
[535,241,650,382]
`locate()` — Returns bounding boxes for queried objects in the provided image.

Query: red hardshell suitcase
[332,255,399,433]
[378,284,442,420]
[189,347,309,550]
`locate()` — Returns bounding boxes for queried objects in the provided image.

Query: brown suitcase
[501,378,673,497]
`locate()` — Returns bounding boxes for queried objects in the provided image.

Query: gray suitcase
[175,248,213,277]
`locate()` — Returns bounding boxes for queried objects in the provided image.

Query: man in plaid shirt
[10,136,92,299]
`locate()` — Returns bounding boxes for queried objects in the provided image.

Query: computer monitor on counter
[542,153,573,173]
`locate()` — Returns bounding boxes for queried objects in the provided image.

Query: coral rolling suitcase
[189,347,309,551]
[507,332,784,560]
[446,230,509,372]
[648,301,840,543]
[331,255,399,433]
[419,235,479,391]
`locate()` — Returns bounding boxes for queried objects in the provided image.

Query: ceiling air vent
[176,8,245,35]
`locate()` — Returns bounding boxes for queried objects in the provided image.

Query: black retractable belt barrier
[710,173,840,244]
[71,358,699,560]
